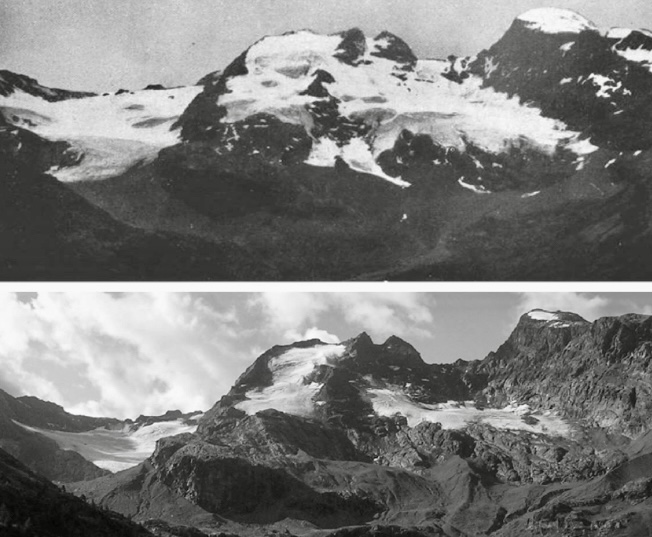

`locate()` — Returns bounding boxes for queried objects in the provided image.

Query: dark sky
[1,0,651,91]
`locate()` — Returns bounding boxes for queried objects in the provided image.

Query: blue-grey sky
[1,292,651,419]
[1,0,651,91]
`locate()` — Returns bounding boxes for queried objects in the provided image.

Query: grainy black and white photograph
[2,0,652,281]
[1,291,652,536]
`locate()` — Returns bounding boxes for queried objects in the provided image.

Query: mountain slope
[0,446,154,537]
[0,122,260,280]
[0,387,203,477]
[71,312,652,536]
[5,9,652,280]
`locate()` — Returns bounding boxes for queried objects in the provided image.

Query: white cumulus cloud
[0,293,250,419]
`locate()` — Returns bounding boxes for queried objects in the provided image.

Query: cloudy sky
[1,0,651,91]
[1,292,651,419]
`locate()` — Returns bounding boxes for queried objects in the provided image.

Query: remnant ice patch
[527,309,560,321]
[521,191,541,198]
[560,42,575,53]
[14,419,198,473]
[236,344,346,417]
[458,176,491,194]
[367,390,571,436]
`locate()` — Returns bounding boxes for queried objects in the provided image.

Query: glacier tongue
[0,86,202,182]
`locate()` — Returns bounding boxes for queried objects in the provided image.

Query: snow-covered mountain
[4,7,652,281]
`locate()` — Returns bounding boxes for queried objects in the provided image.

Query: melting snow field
[14,419,198,473]
[236,344,346,417]
[368,390,572,436]
[0,86,202,181]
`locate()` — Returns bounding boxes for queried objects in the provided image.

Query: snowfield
[14,418,199,473]
[368,390,572,436]
[217,30,595,184]
[0,86,201,181]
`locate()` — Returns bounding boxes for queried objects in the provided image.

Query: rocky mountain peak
[370,31,417,66]
[334,27,367,65]
[0,70,96,101]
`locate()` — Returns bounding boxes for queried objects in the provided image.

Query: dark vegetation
[0,447,152,537]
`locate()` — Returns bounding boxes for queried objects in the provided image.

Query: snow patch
[458,176,491,194]
[614,47,652,72]
[560,42,575,53]
[587,74,624,98]
[606,28,633,40]
[527,309,560,321]
[517,8,597,35]
[567,138,599,155]
[521,190,540,198]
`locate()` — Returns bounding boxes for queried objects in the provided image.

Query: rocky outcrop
[0,70,95,101]
[475,312,652,435]
[471,17,652,150]
[0,390,119,433]
[70,312,652,536]
[0,447,152,537]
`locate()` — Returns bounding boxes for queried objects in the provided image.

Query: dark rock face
[371,32,417,67]
[0,70,95,101]
[612,30,652,55]
[377,128,576,192]
[334,28,368,65]
[175,50,249,141]
[300,69,336,98]
[0,125,81,174]
[0,390,119,433]
[472,21,652,150]
[0,128,253,281]
[73,315,652,536]
[0,447,152,537]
